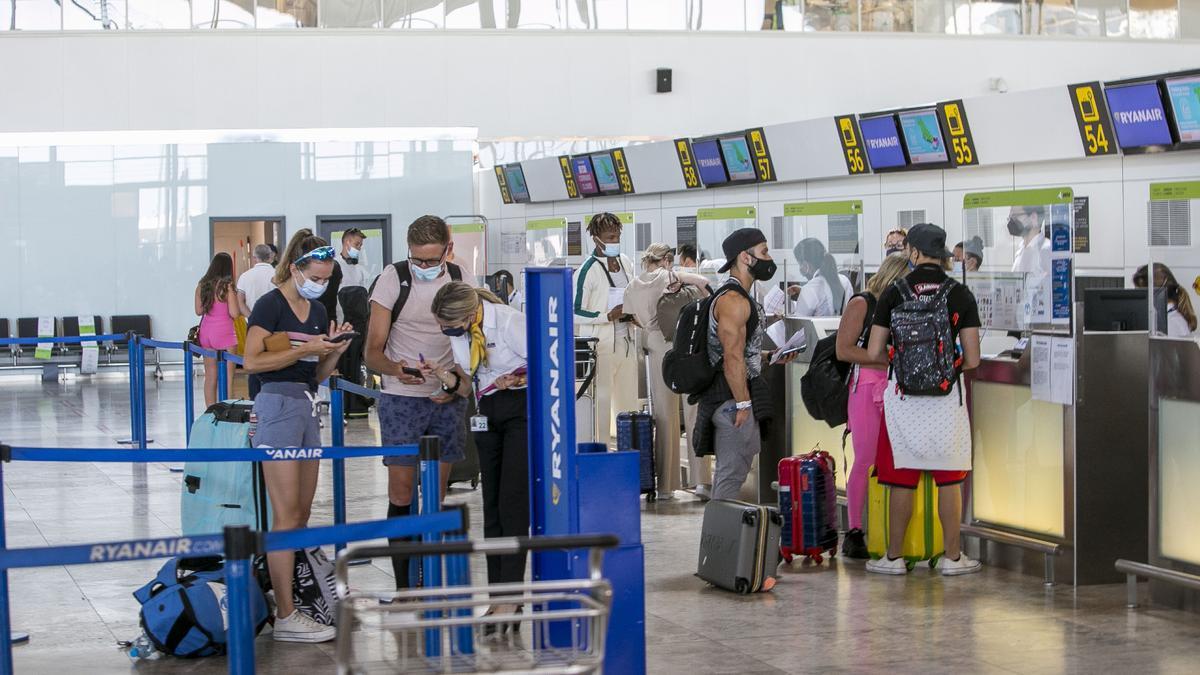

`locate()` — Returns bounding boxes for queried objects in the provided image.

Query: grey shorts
[378,393,467,467]
[253,382,321,450]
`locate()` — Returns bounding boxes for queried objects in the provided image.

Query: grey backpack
[888,279,960,397]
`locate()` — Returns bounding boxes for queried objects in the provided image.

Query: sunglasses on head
[294,246,336,265]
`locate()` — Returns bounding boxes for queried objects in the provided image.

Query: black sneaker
[842,529,869,560]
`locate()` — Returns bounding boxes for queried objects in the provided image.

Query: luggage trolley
[334,534,618,674]
[574,337,599,444]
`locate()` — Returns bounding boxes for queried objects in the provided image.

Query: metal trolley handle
[336,533,619,590]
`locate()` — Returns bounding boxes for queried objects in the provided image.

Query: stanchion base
[168,466,184,473]
[116,438,154,445]
[348,559,371,567]
[12,631,29,644]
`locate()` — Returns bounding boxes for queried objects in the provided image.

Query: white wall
[0,30,1197,139]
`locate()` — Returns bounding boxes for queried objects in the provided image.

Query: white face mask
[952,261,964,274]
[347,247,360,260]
[295,274,327,299]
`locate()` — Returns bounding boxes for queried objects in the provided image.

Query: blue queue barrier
[0,439,456,675]
[328,377,382,544]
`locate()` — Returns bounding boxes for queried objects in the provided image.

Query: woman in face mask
[420,281,529,631]
[788,238,855,317]
[884,228,907,257]
[1133,263,1198,338]
[573,212,639,446]
[243,230,353,644]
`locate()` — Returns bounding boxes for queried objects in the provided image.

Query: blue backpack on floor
[133,557,268,658]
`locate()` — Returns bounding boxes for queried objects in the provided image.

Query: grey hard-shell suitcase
[697,499,782,594]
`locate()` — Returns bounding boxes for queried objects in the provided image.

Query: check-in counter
[967,328,1148,585]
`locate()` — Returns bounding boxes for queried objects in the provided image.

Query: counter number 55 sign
[937,100,979,167]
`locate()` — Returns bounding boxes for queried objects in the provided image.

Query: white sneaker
[938,554,983,576]
[693,484,712,502]
[865,556,909,576]
[273,610,336,643]
[657,491,677,501]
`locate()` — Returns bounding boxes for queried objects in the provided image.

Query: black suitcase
[697,499,782,594]
[449,396,481,489]
[616,411,655,499]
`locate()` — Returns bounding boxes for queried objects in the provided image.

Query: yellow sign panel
[612,148,635,194]
[834,115,869,175]
[746,128,775,182]
[937,100,979,167]
[1067,82,1116,157]
[494,166,513,204]
[674,138,702,189]
[558,155,579,199]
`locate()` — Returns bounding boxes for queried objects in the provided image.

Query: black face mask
[748,255,777,281]
[1007,216,1026,237]
[441,326,467,337]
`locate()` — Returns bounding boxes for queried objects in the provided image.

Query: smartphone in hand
[328,331,360,344]
[401,366,425,382]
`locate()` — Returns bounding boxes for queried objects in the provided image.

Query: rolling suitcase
[778,449,839,564]
[697,499,782,594]
[181,400,271,536]
[867,466,943,568]
[616,411,655,501]
[450,396,481,489]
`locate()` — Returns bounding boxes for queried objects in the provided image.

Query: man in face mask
[1008,206,1050,275]
[365,215,467,591]
[691,228,798,502]
[333,228,368,324]
[574,212,639,447]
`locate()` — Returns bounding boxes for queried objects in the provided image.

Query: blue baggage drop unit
[525,267,646,675]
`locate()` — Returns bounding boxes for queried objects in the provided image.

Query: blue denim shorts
[378,393,468,466]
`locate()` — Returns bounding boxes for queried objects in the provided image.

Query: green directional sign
[784,200,863,217]
[963,188,1074,209]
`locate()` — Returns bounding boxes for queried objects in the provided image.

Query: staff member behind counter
[421,281,530,630]
[243,234,353,643]
[574,212,639,446]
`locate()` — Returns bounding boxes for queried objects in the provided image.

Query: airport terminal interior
[2,1,1200,673]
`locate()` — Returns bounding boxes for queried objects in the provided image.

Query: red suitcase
[778,448,839,564]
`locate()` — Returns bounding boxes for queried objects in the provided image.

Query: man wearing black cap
[865,223,983,577]
[691,228,798,501]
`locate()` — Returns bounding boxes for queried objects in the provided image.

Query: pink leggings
[845,368,888,530]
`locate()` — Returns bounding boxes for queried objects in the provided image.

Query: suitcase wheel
[781,552,793,564]
[646,492,657,503]
[905,560,917,572]
[471,477,479,490]
[929,555,941,569]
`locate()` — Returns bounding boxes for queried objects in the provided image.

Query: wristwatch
[735,400,753,411]
[440,371,462,395]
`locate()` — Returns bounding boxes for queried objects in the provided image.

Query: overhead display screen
[859,115,906,170]
[503,164,530,203]
[591,152,620,193]
[719,136,757,182]
[898,108,949,165]
[1164,75,1200,144]
[692,139,729,186]
[1104,82,1173,149]
[571,156,599,196]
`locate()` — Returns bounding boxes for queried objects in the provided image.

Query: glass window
[257,0,318,28]
[194,0,256,29]
[1131,0,1179,38]
[321,0,381,27]
[769,0,804,30]
[1076,0,1127,35]
[1024,0,1076,34]
[969,0,1021,34]
[566,0,627,29]
[863,0,914,31]
[64,1,125,30]
[628,0,689,30]
[915,0,970,33]
[507,0,564,28]
[383,0,444,28]
[803,0,861,31]
[694,1,747,30]
[1184,0,1200,38]
[445,0,506,28]
[127,0,192,29]
[0,1,60,30]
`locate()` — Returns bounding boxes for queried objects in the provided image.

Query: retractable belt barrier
[0,438,454,675]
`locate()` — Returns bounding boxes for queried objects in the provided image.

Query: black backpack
[799,293,876,427]
[368,260,464,327]
[662,282,757,396]
[889,279,959,396]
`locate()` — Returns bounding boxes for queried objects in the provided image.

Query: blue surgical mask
[412,263,443,282]
[347,247,360,260]
[295,274,327,300]
[441,326,467,337]
[907,260,916,271]
[594,236,620,258]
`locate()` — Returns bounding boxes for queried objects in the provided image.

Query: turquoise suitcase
[181,400,272,536]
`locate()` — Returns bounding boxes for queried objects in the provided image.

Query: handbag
[233,316,248,355]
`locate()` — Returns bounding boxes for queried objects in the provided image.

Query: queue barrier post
[418,435,443,658]
[223,525,257,675]
[124,335,139,446]
[183,344,195,443]
[137,342,148,450]
[216,350,228,402]
[0,448,13,675]
[330,383,347,554]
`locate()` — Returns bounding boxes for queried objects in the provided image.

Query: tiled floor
[2,376,1199,673]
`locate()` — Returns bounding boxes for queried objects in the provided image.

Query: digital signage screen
[590,152,621,193]
[1104,82,1173,149]
[897,108,949,165]
[692,139,729,186]
[570,156,599,196]
[718,136,758,182]
[1164,74,1200,145]
[858,115,906,170]
[503,164,530,203]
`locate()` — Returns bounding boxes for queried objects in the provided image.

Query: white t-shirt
[791,274,854,317]
[336,255,368,290]
[450,302,527,397]
[1012,232,1051,275]
[1167,306,1193,338]
[236,263,276,311]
